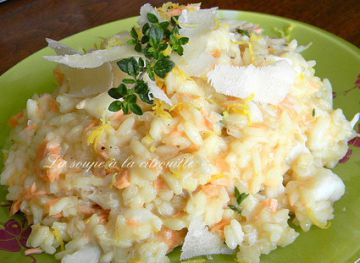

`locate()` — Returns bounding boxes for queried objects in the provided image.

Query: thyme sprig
[228,187,249,215]
[108,12,189,115]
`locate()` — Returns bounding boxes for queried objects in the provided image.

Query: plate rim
[0,9,359,263]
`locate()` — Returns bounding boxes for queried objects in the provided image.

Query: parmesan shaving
[46,38,81,56]
[171,34,215,77]
[44,45,138,68]
[60,63,113,97]
[207,61,296,104]
[178,7,218,37]
[138,3,162,26]
[180,218,234,260]
[145,75,173,106]
[350,112,359,128]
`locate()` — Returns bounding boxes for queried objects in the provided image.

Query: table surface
[1,0,359,74]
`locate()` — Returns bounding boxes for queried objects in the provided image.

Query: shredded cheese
[44,45,138,69]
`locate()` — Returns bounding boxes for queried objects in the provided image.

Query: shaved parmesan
[207,61,296,104]
[60,63,113,97]
[173,25,233,77]
[102,32,131,48]
[180,218,234,260]
[46,38,81,56]
[171,34,215,77]
[350,112,359,128]
[44,45,138,68]
[138,3,162,26]
[46,40,121,97]
[76,92,114,119]
[144,75,173,106]
[226,20,263,35]
[178,7,218,37]
[266,55,294,66]
[62,245,100,263]
[296,42,312,53]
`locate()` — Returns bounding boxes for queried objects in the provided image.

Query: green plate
[0,10,359,263]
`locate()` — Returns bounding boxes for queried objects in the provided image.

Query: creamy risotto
[1,3,358,263]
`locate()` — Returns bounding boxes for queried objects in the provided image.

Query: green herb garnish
[236,28,250,37]
[228,204,243,215]
[312,108,316,117]
[228,187,249,215]
[108,12,189,115]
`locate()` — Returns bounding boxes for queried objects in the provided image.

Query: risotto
[1,3,358,263]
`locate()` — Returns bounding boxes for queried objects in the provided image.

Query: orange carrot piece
[211,49,222,58]
[200,184,222,197]
[10,200,21,215]
[113,170,131,190]
[263,198,278,212]
[155,177,169,190]
[158,227,186,252]
[47,198,61,209]
[204,117,214,130]
[210,218,231,236]
[8,112,24,128]
[127,218,140,226]
[215,158,230,172]
[98,209,110,224]
[167,8,182,17]
[53,67,64,85]
[49,98,59,113]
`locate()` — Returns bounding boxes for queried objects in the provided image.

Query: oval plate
[0,10,359,263]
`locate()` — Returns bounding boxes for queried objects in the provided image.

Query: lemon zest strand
[210,174,225,182]
[51,227,64,250]
[152,100,172,119]
[87,119,112,150]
